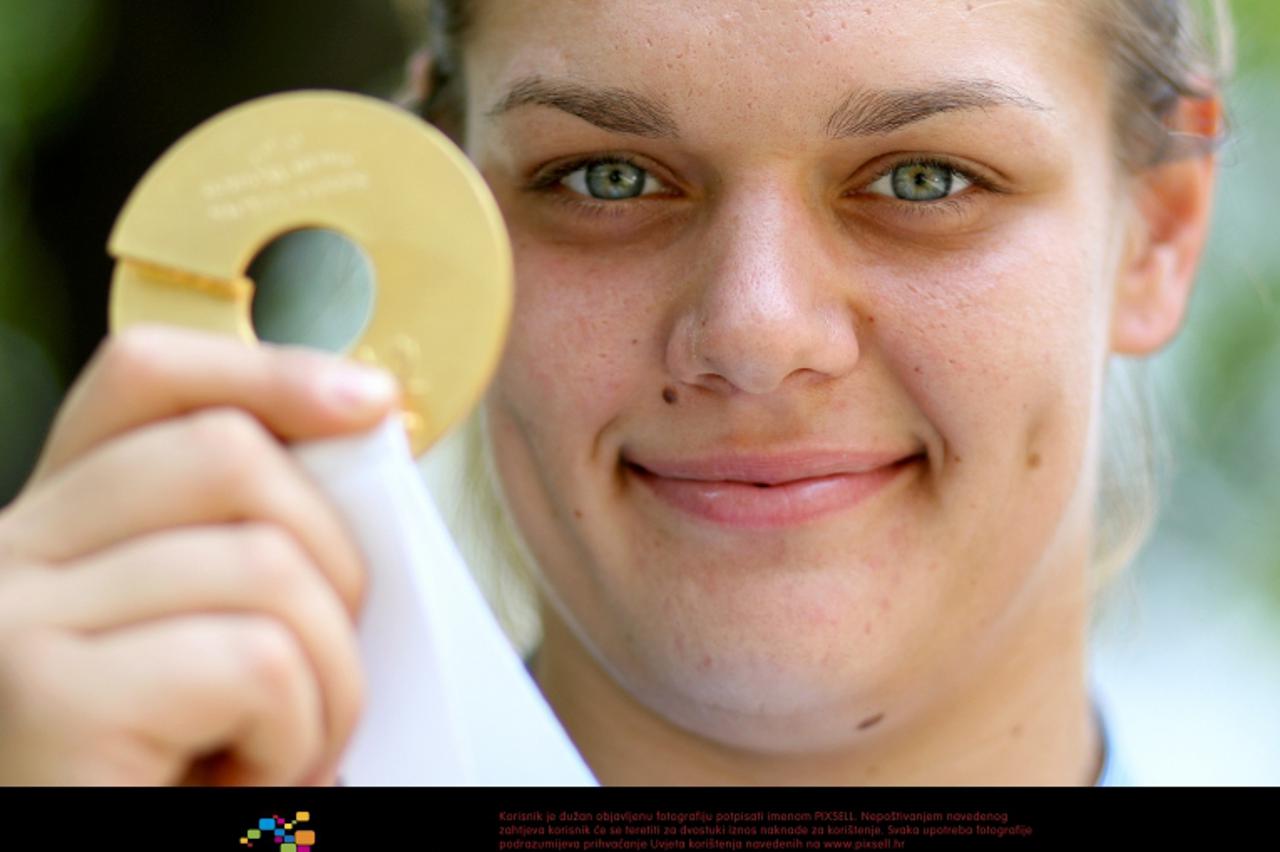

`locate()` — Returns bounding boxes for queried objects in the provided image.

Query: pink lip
[624,450,923,529]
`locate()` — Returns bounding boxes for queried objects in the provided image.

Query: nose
[666,182,862,396]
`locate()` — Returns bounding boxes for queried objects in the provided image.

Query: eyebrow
[486,75,679,137]
[485,75,1049,139]
[824,80,1050,137]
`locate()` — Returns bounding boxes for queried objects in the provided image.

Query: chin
[629,620,901,755]
[649,672,885,756]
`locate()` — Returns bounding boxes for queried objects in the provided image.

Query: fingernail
[321,363,399,411]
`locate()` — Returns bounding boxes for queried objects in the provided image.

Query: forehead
[463,0,1101,146]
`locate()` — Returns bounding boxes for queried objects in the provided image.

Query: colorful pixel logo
[239,811,315,850]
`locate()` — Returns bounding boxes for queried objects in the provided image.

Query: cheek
[496,236,638,423]
[880,209,1108,572]
[862,209,1109,579]
[871,208,1108,450]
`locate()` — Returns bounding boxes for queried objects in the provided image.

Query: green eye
[562,160,667,200]
[867,161,972,201]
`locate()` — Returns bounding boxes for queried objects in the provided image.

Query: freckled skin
[477,0,1100,743]
[454,0,1210,783]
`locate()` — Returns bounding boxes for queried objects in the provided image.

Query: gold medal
[107,90,512,456]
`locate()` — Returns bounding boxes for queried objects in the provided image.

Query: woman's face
[463,0,1128,749]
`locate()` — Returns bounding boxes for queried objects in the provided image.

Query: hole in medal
[246,227,375,354]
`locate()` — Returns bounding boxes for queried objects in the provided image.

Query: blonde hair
[408,0,1236,649]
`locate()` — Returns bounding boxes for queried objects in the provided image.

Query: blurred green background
[0,1,1275,783]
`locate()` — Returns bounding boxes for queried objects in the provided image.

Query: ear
[393,45,467,145]
[393,47,435,116]
[1110,95,1223,356]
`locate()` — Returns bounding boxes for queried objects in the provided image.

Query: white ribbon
[292,415,599,786]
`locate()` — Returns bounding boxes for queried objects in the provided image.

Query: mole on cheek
[662,386,678,404]
[1027,452,1041,469]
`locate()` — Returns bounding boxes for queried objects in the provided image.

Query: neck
[532,538,1102,786]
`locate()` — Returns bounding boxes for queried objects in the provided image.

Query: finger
[20,523,365,783]
[2,407,367,618]
[30,324,399,485]
[107,613,328,786]
[1,615,325,785]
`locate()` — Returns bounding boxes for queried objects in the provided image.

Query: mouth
[622,452,924,529]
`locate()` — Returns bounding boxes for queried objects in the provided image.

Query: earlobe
[1110,232,1182,356]
[1109,96,1222,357]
